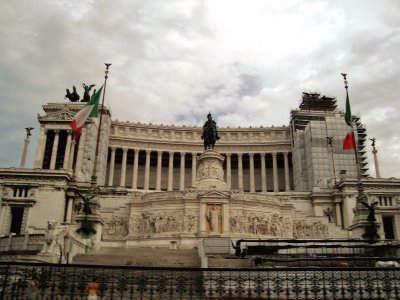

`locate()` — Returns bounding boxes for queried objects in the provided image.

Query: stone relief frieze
[128,209,199,236]
[293,220,329,238]
[229,210,292,237]
[197,161,224,180]
[102,215,130,239]
[110,122,289,144]
[38,109,77,121]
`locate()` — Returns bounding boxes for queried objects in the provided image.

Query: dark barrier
[1,262,400,299]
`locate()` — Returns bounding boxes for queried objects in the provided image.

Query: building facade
[1,92,400,263]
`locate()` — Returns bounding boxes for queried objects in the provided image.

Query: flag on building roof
[69,86,103,141]
[342,89,356,150]
[344,92,352,126]
[343,130,356,150]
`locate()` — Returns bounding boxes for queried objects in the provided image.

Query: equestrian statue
[201,113,220,150]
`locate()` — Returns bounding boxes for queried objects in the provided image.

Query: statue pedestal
[197,149,227,191]
[75,213,105,252]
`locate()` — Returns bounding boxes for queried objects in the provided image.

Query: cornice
[0,168,71,183]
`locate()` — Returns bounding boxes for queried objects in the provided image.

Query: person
[85,277,100,300]
[27,274,40,299]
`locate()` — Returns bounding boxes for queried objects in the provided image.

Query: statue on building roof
[65,86,80,102]
[369,137,376,147]
[201,112,220,150]
[82,83,95,102]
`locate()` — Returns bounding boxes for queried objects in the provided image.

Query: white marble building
[1,92,400,261]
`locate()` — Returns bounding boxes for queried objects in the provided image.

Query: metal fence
[1,262,400,299]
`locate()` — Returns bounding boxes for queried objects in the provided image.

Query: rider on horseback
[201,113,220,149]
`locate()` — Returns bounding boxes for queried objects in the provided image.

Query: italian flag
[343,130,356,150]
[69,86,103,140]
[342,92,356,150]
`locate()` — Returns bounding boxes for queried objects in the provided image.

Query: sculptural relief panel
[197,161,224,181]
[102,215,130,239]
[229,210,293,237]
[128,209,199,237]
[293,220,329,238]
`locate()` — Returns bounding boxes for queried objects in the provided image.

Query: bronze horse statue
[201,113,220,150]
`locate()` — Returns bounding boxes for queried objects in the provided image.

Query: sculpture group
[65,83,96,102]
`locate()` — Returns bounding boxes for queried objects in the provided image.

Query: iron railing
[1,262,400,299]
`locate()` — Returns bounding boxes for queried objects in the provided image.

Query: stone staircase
[73,247,201,267]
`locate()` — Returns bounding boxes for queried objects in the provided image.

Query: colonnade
[34,128,82,171]
[106,147,293,192]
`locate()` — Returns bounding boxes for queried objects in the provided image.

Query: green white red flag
[342,90,356,150]
[69,86,103,141]
[344,92,352,126]
[343,130,356,150]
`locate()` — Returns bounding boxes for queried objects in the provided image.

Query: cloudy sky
[0,0,399,178]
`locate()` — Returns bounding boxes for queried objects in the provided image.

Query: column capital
[54,130,60,134]
[122,147,129,152]
[67,130,73,135]
[146,149,151,155]
[249,153,254,157]
[110,146,117,151]
[157,150,163,155]
[237,153,243,157]
[180,151,186,156]
[192,152,198,157]
[169,151,174,156]
[225,153,231,158]
[272,152,277,157]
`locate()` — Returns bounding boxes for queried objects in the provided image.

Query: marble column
[283,152,290,191]
[132,149,139,189]
[272,152,279,192]
[144,150,151,190]
[226,153,231,190]
[222,204,229,234]
[238,153,243,190]
[65,196,74,223]
[156,151,163,191]
[168,152,174,191]
[0,205,9,235]
[372,148,381,178]
[192,153,197,187]
[260,152,267,192]
[75,128,86,175]
[20,138,30,168]
[120,147,128,187]
[200,203,207,234]
[335,199,343,227]
[68,140,76,171]
[49,130,60,169]
[249,153,255,192]
[34,127,47,168]
[108,147,116,186]
[180,152,186,191]
[63,130,73,169]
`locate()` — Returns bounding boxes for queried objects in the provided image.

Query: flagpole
[92,63,112,184]
[341,73,361,181]
[342,73,373,232]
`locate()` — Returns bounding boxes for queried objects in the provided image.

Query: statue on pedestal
[207,205,222,233]
[82,84,95,102]
[201,113,220,150]
[65,86,80,102]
